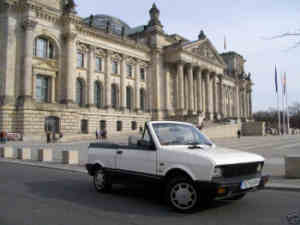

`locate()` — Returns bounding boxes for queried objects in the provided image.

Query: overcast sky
[76,0,299,112]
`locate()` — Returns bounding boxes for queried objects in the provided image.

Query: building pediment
[182,39,226,67]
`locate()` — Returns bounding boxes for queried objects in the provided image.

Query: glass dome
[83,14,131,36]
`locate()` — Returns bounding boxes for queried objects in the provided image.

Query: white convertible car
[86,121,269,212]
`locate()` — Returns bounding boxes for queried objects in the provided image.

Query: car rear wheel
[93,167,111,193]
[165,177,199,213]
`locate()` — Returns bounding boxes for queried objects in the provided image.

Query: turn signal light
[217,187,227,195]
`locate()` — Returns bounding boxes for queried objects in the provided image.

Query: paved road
[0,162,299,225]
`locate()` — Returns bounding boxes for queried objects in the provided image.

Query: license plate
[240,178,261,190]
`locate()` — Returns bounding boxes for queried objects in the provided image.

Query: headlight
[213,167,223,178]
[257,163,263,172]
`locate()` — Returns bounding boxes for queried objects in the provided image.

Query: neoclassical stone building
[0,0,253,139]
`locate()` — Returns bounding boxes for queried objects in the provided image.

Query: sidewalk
[1,156,300,191]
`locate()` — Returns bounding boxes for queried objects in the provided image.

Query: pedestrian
[101,128,107,140]
[0,131,3,143]
[46,132,51,144]
[3,131,7,143]
[237,129,241,139]
[139,126,143,134]
[52,131,56,143]
[59,132,63,140]
[95,129,99,140]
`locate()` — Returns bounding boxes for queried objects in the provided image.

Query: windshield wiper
[186,142,204,149]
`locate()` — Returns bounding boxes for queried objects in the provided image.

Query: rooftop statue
[64,0,76,13]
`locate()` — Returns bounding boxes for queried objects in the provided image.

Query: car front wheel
[165,177,199,213]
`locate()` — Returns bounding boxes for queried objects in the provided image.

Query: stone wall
[241,121,265,136]
[0,103,151,141]
[202,123,241,139]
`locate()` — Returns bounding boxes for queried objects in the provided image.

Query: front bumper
[195,174,270,200]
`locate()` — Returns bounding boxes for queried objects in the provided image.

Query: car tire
[165,176,200,213]
[93,167,112,193]
[227,193,246,200]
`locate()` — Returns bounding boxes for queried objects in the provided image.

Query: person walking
[0,131,3,143]
[46,131,51,144]
[237,129,241,139]
[95,129,99,140]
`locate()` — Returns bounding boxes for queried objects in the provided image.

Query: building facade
[0,0,253,139]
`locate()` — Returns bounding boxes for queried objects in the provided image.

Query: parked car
[86,121,269,213]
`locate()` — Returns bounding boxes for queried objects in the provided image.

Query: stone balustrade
[62,150,79,165]
[285,155,300,179]
[0,147,14,158]
[17,148,31,160]
[38,149,53,162]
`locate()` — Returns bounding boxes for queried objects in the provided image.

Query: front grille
[220,162,262,178]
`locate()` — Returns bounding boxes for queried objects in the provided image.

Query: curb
[265,183,300,191]
[1,158,300,191]
[0,158,87,174]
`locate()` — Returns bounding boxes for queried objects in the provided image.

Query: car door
[116,126,157,176]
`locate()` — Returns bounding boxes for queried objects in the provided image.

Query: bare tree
[266,29,300,49]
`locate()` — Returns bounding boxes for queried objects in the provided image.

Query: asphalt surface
[1,162,300,225]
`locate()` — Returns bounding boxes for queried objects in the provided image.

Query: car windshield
[152,123,213,146]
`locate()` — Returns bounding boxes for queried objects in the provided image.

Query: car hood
[167,145,265,166]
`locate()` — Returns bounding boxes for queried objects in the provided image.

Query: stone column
[205,72,212,119]
[51,77,56,103]
[165,64,171,114]
[135,62,140,112]
[202,74,206,114]
[219,75,224,118]
[196,69,202,114]
[22,19,37,101]
[235,81,240,120]
[87,46,95,107]
[177,62,185,114]
[249,89,253,117]
[62,32,77,104]
[188,64,194,114]
[151,50,162,120]
[0,8,17,105]
[212,73,217,118]
[120,55,127,111]
[105,50,112,109]
[244,87,247,118]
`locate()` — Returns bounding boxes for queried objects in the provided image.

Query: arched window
[94,81,103,108]
[76,79,84,106]
[126,86,133,110]
[140,88,146,111]
[111,83,118,109]
[34,36,55,59]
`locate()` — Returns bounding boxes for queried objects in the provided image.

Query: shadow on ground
[25,176,231,217]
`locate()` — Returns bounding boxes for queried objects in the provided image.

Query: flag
[275,65,278,93]
[283,72,287,95]
[224,36,227,51]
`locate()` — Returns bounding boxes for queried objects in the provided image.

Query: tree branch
[262,32,300,40]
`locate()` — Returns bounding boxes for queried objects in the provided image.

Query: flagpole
[286,76,290,134]
[281,74,285,135]
[275,66,281,135]
[277,90,281,135]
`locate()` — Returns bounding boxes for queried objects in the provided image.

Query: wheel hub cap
[170,182,197,210]
[95,172,104,188]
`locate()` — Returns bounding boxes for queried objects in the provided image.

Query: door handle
[116,150,123,155]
